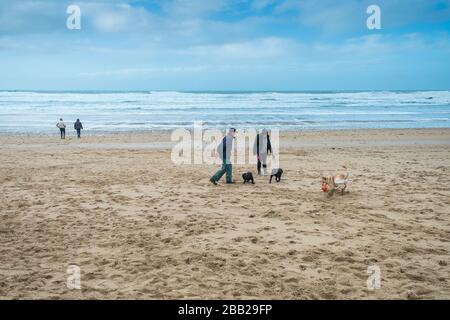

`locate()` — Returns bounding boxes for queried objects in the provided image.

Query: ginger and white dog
[322,167,349,196]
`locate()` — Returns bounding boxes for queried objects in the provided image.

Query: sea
[0,90,449,134]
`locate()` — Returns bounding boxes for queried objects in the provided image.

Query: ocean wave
[1,90,450,133]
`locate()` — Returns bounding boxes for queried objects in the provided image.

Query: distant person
[74,119,83,138]
[253,128,272,175]
[210,128,237,185]
[56,118,66,139]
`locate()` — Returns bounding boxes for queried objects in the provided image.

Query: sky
[0,0,450,91]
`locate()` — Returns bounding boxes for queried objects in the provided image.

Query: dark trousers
[60,128,65,139]
[76,129,81,138]
[257,160,267,174]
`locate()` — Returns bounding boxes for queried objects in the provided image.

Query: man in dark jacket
[210,128,236,185]
[74,119,83,138]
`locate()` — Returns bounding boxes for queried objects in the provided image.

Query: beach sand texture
[0,129,449,299]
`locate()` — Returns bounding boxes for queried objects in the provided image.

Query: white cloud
[1,0,450,90]
[90,5,153,32]
[186,37,299,60]
[251,0,277,10]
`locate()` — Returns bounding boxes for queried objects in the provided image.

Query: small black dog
[242,172,255,184]
[269,168,283,183]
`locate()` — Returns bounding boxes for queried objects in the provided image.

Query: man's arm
[267,135,272,154]
[216,138,224,159]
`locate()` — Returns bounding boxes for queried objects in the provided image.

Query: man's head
[76,119,80,122]
[60,118,63,121]
[228,128,237,138]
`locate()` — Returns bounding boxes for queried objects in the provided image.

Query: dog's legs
[269,175,273,183]
[341,184,347,195]
[251,178,255,184]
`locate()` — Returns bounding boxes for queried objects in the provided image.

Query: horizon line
[1,89,449,94]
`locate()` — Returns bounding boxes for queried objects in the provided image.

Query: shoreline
[2,127,449,135]
[1,128,450,150]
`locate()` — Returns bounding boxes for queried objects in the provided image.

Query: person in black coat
[74,119,83,138]
[253,128,272,175]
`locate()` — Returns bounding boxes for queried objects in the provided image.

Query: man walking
[210,128,237,185]
[56,118,66,139]
[74,119,83,138]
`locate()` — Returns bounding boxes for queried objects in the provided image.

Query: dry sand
[0,129,449,299]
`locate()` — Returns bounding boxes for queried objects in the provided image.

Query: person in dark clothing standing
[74,119,83,138]
[56,118,66,139]
[210,128,237,185]
[253,128,272,175]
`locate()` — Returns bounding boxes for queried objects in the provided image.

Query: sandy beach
[0,128,449,299]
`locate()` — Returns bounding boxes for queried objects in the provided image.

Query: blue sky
[0,0,450,91]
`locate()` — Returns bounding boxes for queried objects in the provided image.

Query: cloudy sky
[0,0,450,91]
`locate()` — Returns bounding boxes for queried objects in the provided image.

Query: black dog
[242,172,255,184]
[269,168,283,183]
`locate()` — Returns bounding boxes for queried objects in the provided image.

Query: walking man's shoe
[210,178,218,185]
